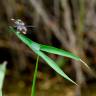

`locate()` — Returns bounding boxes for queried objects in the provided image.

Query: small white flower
[11,18,27,34]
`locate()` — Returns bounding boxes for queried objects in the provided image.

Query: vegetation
[9,27,91,96]
[0,0,96,96]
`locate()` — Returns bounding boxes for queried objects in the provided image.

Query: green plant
[9,27,90,96]
[31,56,39,96]
[0,61,7,96]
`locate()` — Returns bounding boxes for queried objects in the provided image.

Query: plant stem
[31,55,39,96]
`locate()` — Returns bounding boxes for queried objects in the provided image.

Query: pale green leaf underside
[0,62,7,90]
[0,61,7,96]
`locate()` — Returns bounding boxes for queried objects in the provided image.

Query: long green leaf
[40,45,90,69]
[32,49,77,85]
[40,45,80,61]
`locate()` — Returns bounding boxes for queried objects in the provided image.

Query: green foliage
[33,50,77,85]
[0,61,7,96]
[40,45,80,60]
[31,56,39,96]
[10,27,91,95]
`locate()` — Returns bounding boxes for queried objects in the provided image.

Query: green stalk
[31,56,39,96]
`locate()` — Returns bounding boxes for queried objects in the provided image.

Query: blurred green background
[0,0,96,96]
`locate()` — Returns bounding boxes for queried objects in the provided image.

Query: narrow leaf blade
[33,49,77,85]
[40,45,80,61]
